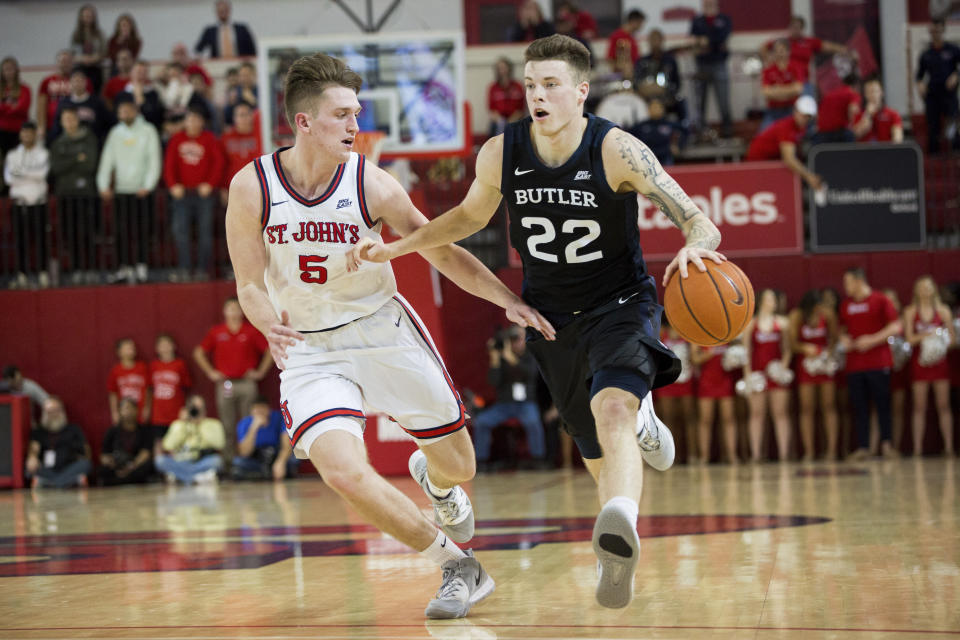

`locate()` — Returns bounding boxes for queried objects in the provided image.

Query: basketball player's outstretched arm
[602,129,724,287]
[225,163,304,369]
[352,159,556,340]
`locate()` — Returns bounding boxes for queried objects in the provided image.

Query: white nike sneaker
[409,449,475,543]
[425,550,495,619]
[636,392,675,471]
[592,504,640,608]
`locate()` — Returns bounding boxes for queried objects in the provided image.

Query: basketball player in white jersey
[350,35,726,609]
[225,53,555,619]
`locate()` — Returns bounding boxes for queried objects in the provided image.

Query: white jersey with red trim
[253,148,397,331]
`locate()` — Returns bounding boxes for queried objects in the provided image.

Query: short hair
[790,15,806,28]
[932,18,945,28]
[2,365,19,379]
[70,66,87,77]
[59,104,78,115]
[283,53,362,130]
[115,337,135,351]
[252,395,271,407]
[223,296,240,306]
[863,73,882,86]
[627,9,646,22]
[240,61,255,72]
[233,100,255,112]
[186,105,207,120]
[118,397,138,409]
[21,121,37,131]
[844,266,867,281]
[524,34,591,83]
[114,93,135,107]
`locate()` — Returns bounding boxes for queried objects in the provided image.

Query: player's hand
[662,247,726,286]
[505,300,556,341]
[268,310,304,370]
[346,237,396,271]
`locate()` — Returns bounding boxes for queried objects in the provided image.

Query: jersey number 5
[299,255,328,284]
[521,217,603,264]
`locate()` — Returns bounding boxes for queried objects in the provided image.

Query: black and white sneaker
[425,550,495,619]
[636,392,675,471]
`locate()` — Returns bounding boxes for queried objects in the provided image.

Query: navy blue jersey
[501,113,654,315]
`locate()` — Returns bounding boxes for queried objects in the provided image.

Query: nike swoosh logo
[271,200,287,206]
[440,536,447,548]
[717,270,744,305]
[514,168,534,175]
[619,293,638,304]
[475,572,482,586]
[394,316,401,327]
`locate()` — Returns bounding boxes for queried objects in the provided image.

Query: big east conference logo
[639,187,779,229]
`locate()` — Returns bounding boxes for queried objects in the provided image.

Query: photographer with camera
[472,326,547,471]
[99,397,154,485]
[155,394,225,484]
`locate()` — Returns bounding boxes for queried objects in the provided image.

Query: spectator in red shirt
[607,9,646,77]
[762,15,848,88]
[839,267,903,460]
[150,333,192,437]
[745,95,822,190]
[193,297,272,467]
[164,106,225,280]
[487,58,524,137]
[107,14,142,72]
[853,76,904,143]
[220,101,261,201]
[0,57,31,157]
[107,337,151,425]
[760,40,804,130]
[103,49,135,110]
[36,50,91,144]
[557,1,597,40]
[814,73,861,144]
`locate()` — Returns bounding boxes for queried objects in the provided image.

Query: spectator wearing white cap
[745,95,822,190]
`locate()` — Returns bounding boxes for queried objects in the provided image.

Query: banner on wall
[809,143,926,252]
[507,162,803,267]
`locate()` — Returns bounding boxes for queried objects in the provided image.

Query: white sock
[426,475,452,500]
[604,496,639,527]
[420,530,466,566]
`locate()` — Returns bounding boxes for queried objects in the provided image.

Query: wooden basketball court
[1,459,958,639]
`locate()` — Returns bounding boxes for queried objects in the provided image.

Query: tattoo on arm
[684,217,721,250]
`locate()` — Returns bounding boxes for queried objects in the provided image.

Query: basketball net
[354,131,387,165]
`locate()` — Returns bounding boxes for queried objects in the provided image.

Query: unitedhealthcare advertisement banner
[808,143,926,252]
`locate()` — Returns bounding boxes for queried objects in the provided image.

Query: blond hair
[524,34,591,82]
[283,53,362,130]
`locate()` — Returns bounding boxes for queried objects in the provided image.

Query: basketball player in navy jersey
[351,35,725,608]
[225,53,554,619]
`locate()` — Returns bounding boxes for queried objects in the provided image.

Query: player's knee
[316,458,369,499]
[590,392,636,434]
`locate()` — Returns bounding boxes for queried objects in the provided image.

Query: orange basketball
[663,260,755,346]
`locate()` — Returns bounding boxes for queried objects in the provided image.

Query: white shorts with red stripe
[278,295,465,459]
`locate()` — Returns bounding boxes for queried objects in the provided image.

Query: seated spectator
[554,5,594,64]
[107,13,142,72]
[25,397,91,489]
[103,48,135,110]
[760,39,804,131]
[195,0,257,58]
[487,58,524,137]
[97,94,162,283]
[107,337,151,426]
[1,365,50,422]
[232,397,297,480]
[745,95,822,191]
[70,4,107,94]
[155,394,225,484]
[223,62,258,126]
[187,70,220,133]
[52,68,113,144]
[763,15,849,93]
[854,76,904,143]
[221,101,262,203]
[163,106,224,280]
[49,105,99,282]
[607,10,646,76]
[472,326,547,471]
[36,50,89,144]
[149,333,193,445]
[915,19,960,153]
[159,62,193,122]
[814,73,862,144]
[3,122,50,288]
[628,98,688,166]
[634,29,686,123]
[99,398,154,485]
[120,61,164,131]
[1,57,31,157]
[556,1,597,40]
[509,0,555,42]
[690,0,733,138]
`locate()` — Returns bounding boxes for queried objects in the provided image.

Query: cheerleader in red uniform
[744,289,793,462]
[657,321,698,463]
[883,288,909,454]
[904,276,956,456]
[691,342,738,464]
[789,290,839,461]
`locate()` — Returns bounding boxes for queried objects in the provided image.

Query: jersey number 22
[521,217,603,264]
